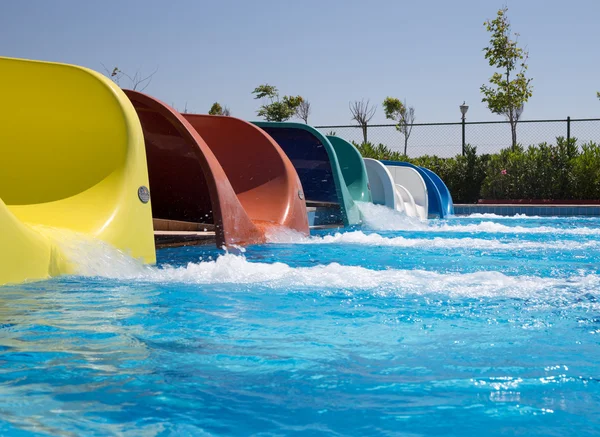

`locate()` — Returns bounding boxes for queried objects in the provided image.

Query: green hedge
[353,139,600,203]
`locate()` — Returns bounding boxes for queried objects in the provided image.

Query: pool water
[1,204,599,436]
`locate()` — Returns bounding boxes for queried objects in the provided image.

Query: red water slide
[124,90,308,247]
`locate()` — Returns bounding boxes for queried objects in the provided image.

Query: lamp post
[459,101,469,156]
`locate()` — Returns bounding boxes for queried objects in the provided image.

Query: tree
[252,84,303,122]
[209,102,231,116]
[383,97,415,155]
[349,99,376,144]
[101,64,158,91]
[480,7,533,150]
[296,100,311,124]
[597,91,599,100]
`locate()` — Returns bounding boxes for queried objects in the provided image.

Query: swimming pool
[1,204,599,436]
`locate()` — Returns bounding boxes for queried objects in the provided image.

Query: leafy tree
[383,97,415,155]
[349,99,376,144]
[252,84,303,121]
[209,102,231,116]
[597,91,599,100]
[209,102,223,115]
[480,7,533,150]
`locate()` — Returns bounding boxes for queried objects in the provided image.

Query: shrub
[481,137,587,200]
[351,138,600,202]
[570,141,600,199]
[410,145,489,203]
[352,142,488,203]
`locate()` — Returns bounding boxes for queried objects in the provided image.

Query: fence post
[566,116,571,144]
[459,102,469,155]
[461,118,466,156]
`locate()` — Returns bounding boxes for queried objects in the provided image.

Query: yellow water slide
[0,56,155,286]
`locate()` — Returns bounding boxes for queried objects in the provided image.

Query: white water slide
[363,158,428,220]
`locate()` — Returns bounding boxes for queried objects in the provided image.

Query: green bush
[353,142,488,203]
[481,137,592,200]
[571,142,600,198]
[351,138,600,202]
[411,145,490,203]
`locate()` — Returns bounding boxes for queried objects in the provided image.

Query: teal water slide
[252,122,368,226]
[327,136,372,204]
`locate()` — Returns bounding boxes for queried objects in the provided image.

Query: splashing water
[356,201,428,231]
[34,226,152,277]
[294,230,600,251]
[356,201,600,235]
[37,224,600,303]
[2,214,600,436]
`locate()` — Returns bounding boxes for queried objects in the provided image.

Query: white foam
[433,222,600,235]
[39,223,600,301]
[354,202,600,235]
[356,202,428,231]
[265,226,309,244]
[355,200,600,235]
[465,213,599,220]
[278,230,600,252]
[466,213,540,219]
[77,252,598,300]
[38,227,153,278]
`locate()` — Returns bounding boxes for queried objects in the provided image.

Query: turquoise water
[1,204,599,436]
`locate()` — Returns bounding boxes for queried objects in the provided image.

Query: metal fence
[315,118,600,158]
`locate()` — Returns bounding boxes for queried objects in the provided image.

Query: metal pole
[566,116,571,144]
[461,116,466,156]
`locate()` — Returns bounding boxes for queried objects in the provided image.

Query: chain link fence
[315,118,600,158]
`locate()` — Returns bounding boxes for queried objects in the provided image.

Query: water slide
[253,122,361,227]
[382,161,453,219]
[0,57,155,286]
[124,91,308,247]
[364,159,428,220]
[419,167,455,217]
[327,136,372,203]
[364,158,454,219]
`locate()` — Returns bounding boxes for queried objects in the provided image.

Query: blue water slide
[419,167,454,217]
[380,161,453,218]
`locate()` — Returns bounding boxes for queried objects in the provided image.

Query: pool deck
[454,204,600,216]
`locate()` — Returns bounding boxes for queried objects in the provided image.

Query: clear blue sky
[1,0,598,125]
